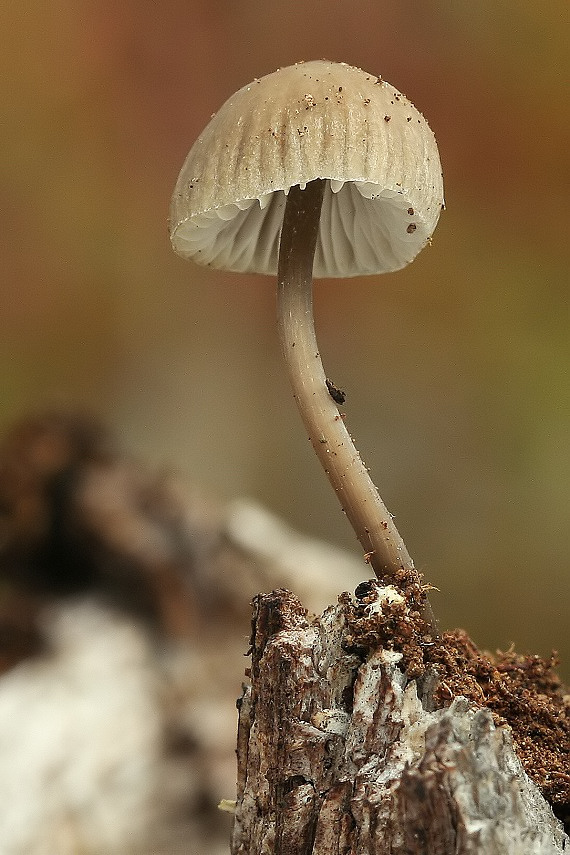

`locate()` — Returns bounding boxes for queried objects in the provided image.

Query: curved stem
[277,180,415,581]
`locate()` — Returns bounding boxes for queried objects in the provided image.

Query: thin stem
[276,180,415,582]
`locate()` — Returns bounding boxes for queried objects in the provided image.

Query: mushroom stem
[277,179,415,582]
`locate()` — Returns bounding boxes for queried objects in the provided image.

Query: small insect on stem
[326,378,346,405]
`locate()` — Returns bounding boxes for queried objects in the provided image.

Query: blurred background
[1,0,568,675]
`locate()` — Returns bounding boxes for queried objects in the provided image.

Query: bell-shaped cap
[170,60,444,278]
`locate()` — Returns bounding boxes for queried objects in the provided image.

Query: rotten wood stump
[231,586,568,855]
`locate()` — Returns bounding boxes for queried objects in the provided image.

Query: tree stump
[231,586,568,855]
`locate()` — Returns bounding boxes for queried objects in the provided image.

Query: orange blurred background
[1,1,569,674]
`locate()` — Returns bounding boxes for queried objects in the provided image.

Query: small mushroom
[170,61,443,615]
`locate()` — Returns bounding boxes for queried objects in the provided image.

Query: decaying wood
[0,411,568,854]
[232,587,569,855]
[0,410,365,855]
[0,409,364,650]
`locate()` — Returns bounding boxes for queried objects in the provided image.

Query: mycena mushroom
[170,61,444,624]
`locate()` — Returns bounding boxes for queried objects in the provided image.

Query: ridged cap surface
[170,60,444,277]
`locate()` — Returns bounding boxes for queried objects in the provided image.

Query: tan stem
[276,180,415,581]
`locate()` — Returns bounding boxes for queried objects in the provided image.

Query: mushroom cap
[170,60,444,278]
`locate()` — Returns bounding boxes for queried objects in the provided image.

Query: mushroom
[170,60,443,620]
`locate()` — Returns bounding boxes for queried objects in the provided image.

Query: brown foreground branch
[232,587,569,854]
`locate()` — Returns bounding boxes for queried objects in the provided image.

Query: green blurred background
[1,1,568,675]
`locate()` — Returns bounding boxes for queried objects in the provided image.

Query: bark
[231,587,568,855]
